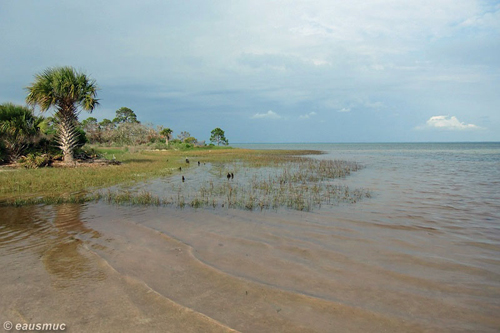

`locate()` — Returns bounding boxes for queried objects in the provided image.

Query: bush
[168,141,195,151]
[0,103,43,162]
[18,153,51,169]
[74,146,103,160]
[152,142,169,150]
[75,127,88,148]
[184,136,197,144]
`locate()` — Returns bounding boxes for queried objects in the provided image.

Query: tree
[177,131,191,142]
[96,119,112,143]
[39,115,87,149]
[113,107,139,124]
[26,66,99,163]
[81,117,98,128]
[81,117,100,143]
[99,118,114,129]
[160,128,173,145]
[0,103,43,162]
[184,136,198,144]
[210,128,228,146]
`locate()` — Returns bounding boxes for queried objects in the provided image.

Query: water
[1,143,499,332]
[233,142,500,233]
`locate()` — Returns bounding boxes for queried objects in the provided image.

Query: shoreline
[0,147,326,206]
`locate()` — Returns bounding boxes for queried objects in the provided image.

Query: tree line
[0,66,229,166]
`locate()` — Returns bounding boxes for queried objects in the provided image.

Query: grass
[184,158,370,211]
[0,145,371,211]
[92,156,369,212]
[0,147,179,201]
[0,146,325,206]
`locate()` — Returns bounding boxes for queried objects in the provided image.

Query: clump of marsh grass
[100,190,164,206]
[83,156,371,211]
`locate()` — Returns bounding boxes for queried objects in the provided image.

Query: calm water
[1,142,499,332]
[235,142,500,234]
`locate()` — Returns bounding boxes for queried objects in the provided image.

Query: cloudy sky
[1,0,499,143]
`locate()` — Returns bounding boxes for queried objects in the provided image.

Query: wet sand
[1,202,499,332]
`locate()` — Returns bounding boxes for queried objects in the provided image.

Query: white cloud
[420,115,481,130]
[364,101,384,109]
[299,111,317,119]
[338,108,351,113]
[460,5,500,29]
[251,110,282,119]
[311,59,331,66]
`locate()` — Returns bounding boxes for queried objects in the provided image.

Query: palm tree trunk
[56,110,78,163]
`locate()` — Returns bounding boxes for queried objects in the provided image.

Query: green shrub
[0,142,7,164]
[18,153,50,169]
[74,146,103,160]
[184,136,197,144]
[153,142,168,150]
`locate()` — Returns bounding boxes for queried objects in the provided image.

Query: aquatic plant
[0,148,370,212]
[81,155,370,212]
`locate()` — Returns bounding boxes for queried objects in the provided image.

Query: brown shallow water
[1,203,499,332]
[1,143,499,332]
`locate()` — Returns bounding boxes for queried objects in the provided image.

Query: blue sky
[1,0,499,143]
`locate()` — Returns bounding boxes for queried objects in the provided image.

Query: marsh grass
[0,147,371,211]
[89,157,369,212]
[0,147,262,203]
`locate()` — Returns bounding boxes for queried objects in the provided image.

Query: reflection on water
[1,143,499,332]
[43,204,105,288]
[0,204,234,332]
[0,204,105,288]
[0,205,53,254]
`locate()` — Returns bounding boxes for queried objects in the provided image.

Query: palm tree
[160,128,173,146]
[26,66,99,163]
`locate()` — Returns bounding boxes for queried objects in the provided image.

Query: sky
[1,0,499,143]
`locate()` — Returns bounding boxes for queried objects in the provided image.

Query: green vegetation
[18,153,51,169]
[0,148,207,200]
[0,148,308,202]
[159,128,173,145]
[113,107,139,124]
[0,103,43,162]
[0,148,371,212]
[0,147,175,201]
[26,66,99,163]
[210,127,228,146]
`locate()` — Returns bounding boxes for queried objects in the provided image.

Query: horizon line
[230,141,500,144]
